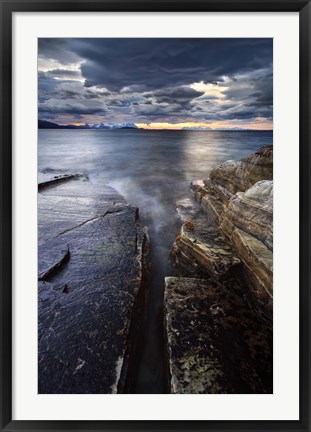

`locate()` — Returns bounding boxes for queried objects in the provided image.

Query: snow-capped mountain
[38,120,139,129]
[92,123,138,129]
[182,126,212,130]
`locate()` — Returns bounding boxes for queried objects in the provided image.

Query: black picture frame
[1,1,310,431]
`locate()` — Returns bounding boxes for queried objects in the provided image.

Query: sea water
[38,129,273,392]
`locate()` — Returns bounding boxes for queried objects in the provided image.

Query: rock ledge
[166,146,273,393]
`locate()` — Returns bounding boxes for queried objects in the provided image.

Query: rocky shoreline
[165,145,273,393]
[38,145,273,394]
[38,174,150,393]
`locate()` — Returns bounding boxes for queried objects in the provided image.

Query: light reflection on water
[39,129,273,393]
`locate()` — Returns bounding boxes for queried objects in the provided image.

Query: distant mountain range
[38,120,77,129]
[182,126,213,130]
[213,127,254,131]
[39,120,271,131]
[182,126,256,131]
[92,122,138,129]
[38,120,138,129]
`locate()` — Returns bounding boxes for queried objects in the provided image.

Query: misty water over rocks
[39,129,273,393]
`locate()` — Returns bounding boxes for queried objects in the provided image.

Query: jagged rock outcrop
[38,174,150,393]
[220,180,273,251]
[174,145,273,310]
[232,229,272,306]
[172,208,240,279]
[166,145,273,393]
[208,145,273,202]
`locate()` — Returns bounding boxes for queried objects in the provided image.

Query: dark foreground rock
[165,277,272,394]
[38,175,149,393]
[166,145,273,393]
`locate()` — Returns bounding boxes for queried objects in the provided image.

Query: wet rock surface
[38,238,70,281]
[38,175,149,393]
[38,172,85,190]
[166,146,273,393]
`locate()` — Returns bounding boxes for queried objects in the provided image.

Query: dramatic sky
[38,38,273,129]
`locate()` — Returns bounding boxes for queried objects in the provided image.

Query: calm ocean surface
[38,129,273,393]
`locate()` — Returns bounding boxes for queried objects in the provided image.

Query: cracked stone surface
[38,238,70,281]
[38,175,149,393]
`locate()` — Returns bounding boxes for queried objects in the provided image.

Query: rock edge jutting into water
[166,145,273,394]
[38,174,150,393]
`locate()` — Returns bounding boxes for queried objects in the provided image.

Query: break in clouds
[38,38,273,128]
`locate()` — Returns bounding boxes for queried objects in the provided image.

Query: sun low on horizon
[38,38,273,130]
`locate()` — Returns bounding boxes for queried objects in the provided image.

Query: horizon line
[39,119,273,132]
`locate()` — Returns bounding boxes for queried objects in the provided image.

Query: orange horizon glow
[136,122,207,130]
[62,119,273,130]
[135,121,273,130]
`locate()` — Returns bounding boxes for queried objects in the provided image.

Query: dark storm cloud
[127,86,204,119]
[222,71,273,105]
[38,72,110,103]
[38,38,82,64]
[38,72,59,101]
[190,96,272,122]
[250,73,273,107]
[38,38,273,125]
[62,38,272,91]
[152,87,204,105]
[39,101,108,115]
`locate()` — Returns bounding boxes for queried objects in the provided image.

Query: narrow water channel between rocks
[133,218,179,393]
[39,128,273,393]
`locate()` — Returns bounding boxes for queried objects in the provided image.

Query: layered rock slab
[38,176,149,393]
[232,228,273,306]
[221,180,273,251]
[165,277,273,394]
[209,145,273,202]
[173,198,240,279]
[167,146,273,393]
[188,148,273,309]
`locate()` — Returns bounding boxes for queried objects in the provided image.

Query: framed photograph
[1,0,310,431]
